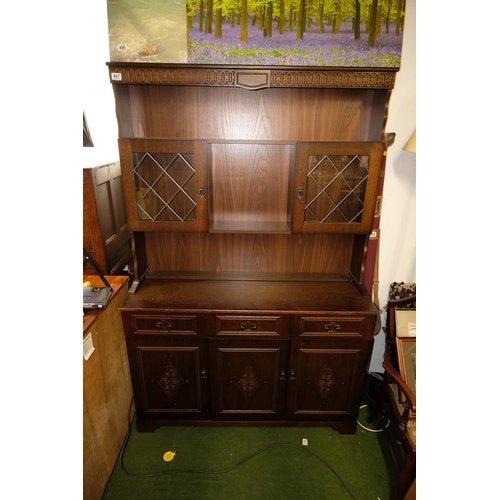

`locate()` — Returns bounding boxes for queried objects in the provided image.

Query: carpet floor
[101,403,399,500]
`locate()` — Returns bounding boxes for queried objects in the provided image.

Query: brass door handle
[241,321,257,332]
[325,322,340,332]
[156,320,173,331]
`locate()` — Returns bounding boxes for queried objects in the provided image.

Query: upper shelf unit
[107,63,396,143]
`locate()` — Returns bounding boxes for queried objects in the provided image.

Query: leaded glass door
[119,139,208,232]
[292,142,384,234]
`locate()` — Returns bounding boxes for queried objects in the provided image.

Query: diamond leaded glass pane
[132,151,197,222]
[304,154,370,224]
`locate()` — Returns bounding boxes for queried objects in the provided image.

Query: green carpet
[102,405,398,500]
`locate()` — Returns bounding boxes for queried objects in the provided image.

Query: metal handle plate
[156,320,173,331]
[325,322,341,333]
[241,321,257,332]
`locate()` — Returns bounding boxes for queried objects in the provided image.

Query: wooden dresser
[83,275,133,500]
[108,63,396,433]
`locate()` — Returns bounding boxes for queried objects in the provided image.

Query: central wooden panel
[145,232,355,274]
[209,143,293,232]
[211,339,287,420]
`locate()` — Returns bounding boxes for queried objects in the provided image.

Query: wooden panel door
[210,339,288,420]
[126,337,210,420]
[83,162,132,274]
[286,339,372,421]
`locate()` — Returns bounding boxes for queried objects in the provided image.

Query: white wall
[82,0,416,372]
[369,0,416,372]
[82,1,120,168]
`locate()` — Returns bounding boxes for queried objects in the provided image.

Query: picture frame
[395,337,416,418]
[395,308,416,338]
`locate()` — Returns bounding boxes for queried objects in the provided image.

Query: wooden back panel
[114,85,388,142]
[144,232,358,275]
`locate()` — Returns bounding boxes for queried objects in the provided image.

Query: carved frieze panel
[108,65,396,90]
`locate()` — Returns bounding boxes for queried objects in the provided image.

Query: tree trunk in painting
[332,1,341,34]
[215,3,223,38]
[317,0,324,34]
[296,0,305,39]
[368,0,379,47]
[264,2,273,37]
[354,0,361,40]
[205,0,213,34]
[198,0,204,32]
[385,0,393,34]
[240,0,248,43]
[279,0,286,35]
[395,0,405,35]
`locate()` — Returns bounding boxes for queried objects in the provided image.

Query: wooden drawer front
[216,315,285,337]
[132,315,197,335]
[294,316,364,338]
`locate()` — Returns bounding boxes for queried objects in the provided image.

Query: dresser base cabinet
[120,277,377,434]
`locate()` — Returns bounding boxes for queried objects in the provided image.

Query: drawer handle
[279,370,286,380]
[325,322,341,333]
[201,369,207,379]
[289,370,296,380]
[241,321,257,332]
[156,320,173,331]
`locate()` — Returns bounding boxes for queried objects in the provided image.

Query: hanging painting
[107,0,406,67]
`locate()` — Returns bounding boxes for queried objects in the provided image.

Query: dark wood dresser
[108,63,396,432]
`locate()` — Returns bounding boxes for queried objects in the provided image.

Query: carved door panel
[126,337,210,420]
[210,339,288,420]
[286,339,371,421]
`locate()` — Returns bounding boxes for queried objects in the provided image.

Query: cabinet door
[210,339,288,420]
[126,337,210,420]
[83,162,132,274]
[119,138,208,232]
[286,339,372,421]
[291,142,384,234]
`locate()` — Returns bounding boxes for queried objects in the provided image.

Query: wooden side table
[83,275,133,500]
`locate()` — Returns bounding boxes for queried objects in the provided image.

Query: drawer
[293,316,365,338]
[131,315,197,335]
[215,315,286,337]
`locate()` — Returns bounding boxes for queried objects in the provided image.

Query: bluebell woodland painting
[107,0,405,67]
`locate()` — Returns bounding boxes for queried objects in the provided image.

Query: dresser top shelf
[119,276,379,316]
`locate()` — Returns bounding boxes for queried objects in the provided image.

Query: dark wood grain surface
[119,276,378,315]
